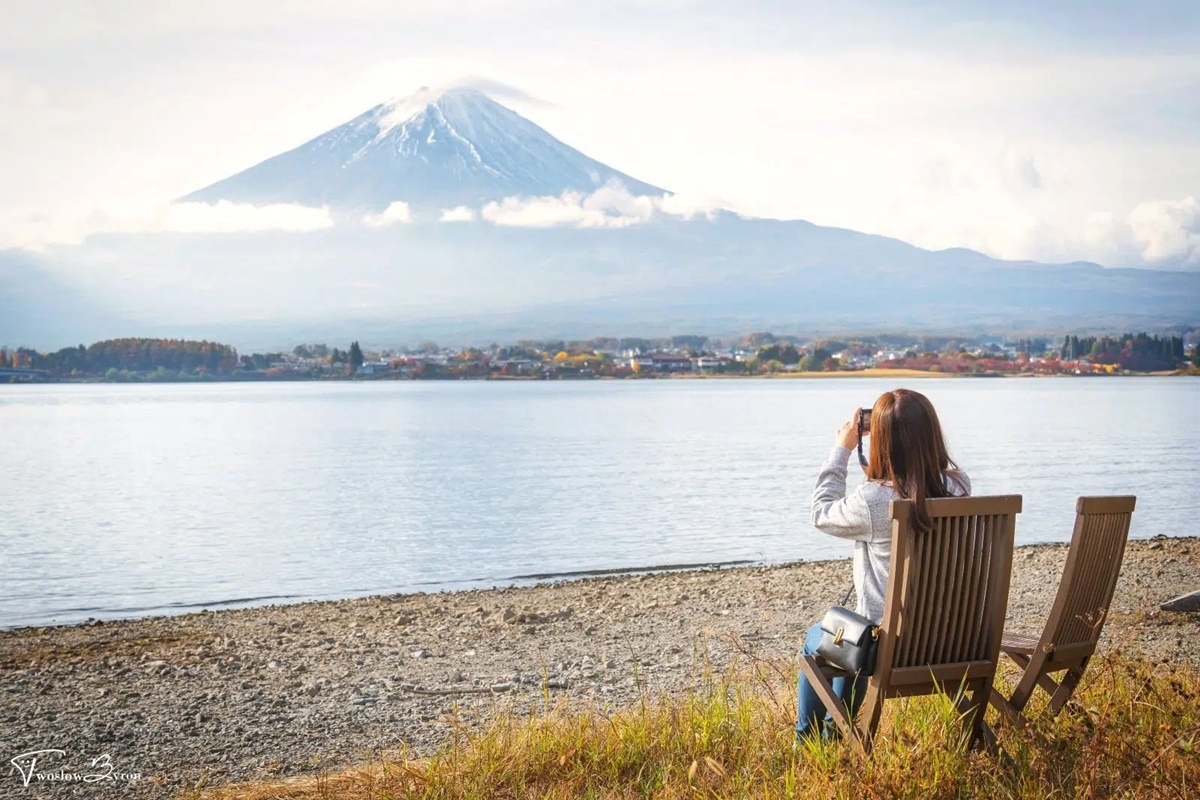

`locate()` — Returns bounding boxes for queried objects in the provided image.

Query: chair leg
[1006,656,1045,717]
[955,678,994,752]
[1034,671,1062,699]
[797,656,857,743]
[1048,662,1086,715]
[855,685,884,756]
[988,686,1022,726]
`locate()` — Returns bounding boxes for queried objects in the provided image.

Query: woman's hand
[835,411,861,449]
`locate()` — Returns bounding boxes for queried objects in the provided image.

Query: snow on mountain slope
[183,87,664,212]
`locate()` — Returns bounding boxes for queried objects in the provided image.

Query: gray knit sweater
[810,446,971,623]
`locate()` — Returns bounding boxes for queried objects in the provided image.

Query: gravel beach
[2,536,1197,799]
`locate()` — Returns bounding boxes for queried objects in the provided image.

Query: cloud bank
[480,183,720,229]
[9,187,1196,273]
[3,201,334,250]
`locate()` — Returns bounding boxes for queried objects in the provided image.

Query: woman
[796,388,970,741]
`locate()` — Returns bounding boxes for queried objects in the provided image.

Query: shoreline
[1,556,764,634]
[5,368,1194,387]
[1,537,1196,798]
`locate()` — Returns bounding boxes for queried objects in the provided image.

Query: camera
[857,408,872,467]
[858,408,872,436]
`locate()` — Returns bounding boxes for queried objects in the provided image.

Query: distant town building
[633,353,693,372]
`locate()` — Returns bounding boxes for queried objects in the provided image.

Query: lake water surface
[2,377,1196,628]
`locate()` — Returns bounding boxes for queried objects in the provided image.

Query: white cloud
[997,195,1200,268]
[363,201,412,227]
[1069,196,1200,267]
[480,182,720,229]
[1127,196,1200,265]
[482,193,612,228]
[439,205,476,222]
[1,201,333,250]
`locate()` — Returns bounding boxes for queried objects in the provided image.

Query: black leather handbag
[815,605,880,676]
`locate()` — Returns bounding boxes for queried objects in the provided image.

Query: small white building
[693,356,728,371]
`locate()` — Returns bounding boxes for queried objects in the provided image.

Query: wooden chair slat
[936,515,964,665]
[1000,631,1039,655]
[963,514,992,660]
[953,514,977,664]
[888,661,996,686]
[1076,495,1137,515]
[964,514,989,661]
[926,495,1024,517]
[910,520,941,663]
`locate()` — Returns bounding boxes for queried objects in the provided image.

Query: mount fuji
[183,86,663,212]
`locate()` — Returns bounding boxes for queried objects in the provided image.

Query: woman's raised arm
[810,445,874,541]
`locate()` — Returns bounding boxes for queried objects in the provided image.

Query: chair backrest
[873,495,1022,696]
[1038,496,1136,658]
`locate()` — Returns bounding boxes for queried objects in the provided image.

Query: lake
[1,377,1196,628]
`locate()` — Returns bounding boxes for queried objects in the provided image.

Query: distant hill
[0,251,125,350]
[23,219,1193,351]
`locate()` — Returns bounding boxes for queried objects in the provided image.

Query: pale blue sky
[1,0,1197,266]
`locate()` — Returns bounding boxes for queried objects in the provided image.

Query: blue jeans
[795,622,869,740]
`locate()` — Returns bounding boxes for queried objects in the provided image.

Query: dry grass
[185,650,1200,800]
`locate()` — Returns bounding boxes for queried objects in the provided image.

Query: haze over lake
[2,378,1195,629]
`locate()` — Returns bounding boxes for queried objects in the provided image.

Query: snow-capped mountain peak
[183,84,664,211]
[370,84,467,138]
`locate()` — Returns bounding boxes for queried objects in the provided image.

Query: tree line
[10,338,238,375]
[1,337,377,380]
[4,331,1194,380]
[1061,333,1187,371]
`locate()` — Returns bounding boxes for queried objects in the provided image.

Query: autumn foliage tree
[34,338,237,375]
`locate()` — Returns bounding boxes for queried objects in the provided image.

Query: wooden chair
[989,496,1136,724]
[799,495,1021,753]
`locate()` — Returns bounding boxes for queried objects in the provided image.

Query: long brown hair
[866,388,964,534]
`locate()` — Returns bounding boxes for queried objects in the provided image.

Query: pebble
[0,537,1194,800]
